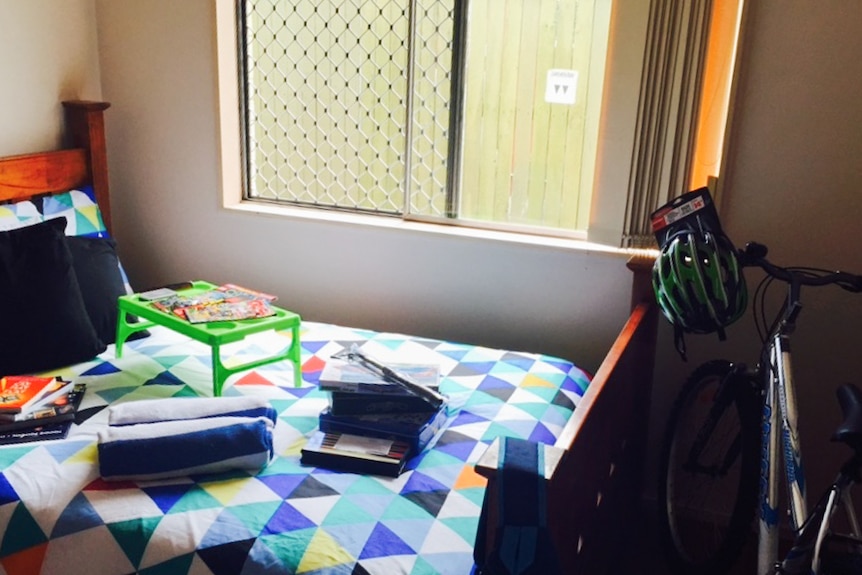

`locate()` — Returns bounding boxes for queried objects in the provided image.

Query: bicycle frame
[757,328,808,574]
[657,238,862,575]
[777,449,862,574]
[811,474,862,572]
[755,283,862,574]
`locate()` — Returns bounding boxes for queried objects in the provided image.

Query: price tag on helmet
[650,187,725,248]
[651,195,707,232]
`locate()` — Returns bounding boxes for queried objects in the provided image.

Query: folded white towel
[107,396,277,426]
[98,415,274,481]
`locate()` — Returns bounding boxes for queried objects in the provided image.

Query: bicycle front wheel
[658,360,761,574]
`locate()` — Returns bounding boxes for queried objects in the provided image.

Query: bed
[0,101,658,575]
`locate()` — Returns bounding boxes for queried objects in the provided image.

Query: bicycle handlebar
[740,242,862,293]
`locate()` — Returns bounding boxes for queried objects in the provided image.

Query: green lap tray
[115,281,302,396]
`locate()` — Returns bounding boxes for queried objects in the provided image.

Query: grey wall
[2,0,861,504]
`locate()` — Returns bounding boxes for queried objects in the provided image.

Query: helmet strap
[673,323,688,362]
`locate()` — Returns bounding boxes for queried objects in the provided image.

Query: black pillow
[0,219,106,375]
[66,236,149,345]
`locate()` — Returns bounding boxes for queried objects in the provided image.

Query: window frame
[215,0,744,250]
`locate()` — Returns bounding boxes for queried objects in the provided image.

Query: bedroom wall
[0,0,101,156]
[89,0,635,371]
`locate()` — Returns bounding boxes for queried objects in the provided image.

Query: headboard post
[61,101,112,234]
[626,253,657,311]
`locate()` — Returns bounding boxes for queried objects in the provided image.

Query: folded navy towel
[98,415,274,481]
[107,395,277,427]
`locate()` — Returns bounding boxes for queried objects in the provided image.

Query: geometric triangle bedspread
[0,321,590,575]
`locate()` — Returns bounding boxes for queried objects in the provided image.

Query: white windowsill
[224,199,646,260]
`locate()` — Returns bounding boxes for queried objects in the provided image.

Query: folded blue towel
[98,415,274,481]
[107,396,277,426]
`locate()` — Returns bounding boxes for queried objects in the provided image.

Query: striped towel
[98,415,274,481]
[108,395,277,426]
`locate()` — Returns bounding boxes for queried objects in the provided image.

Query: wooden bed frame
[0,101,658,575]
[0,101,112,232]
[476,257,658,573]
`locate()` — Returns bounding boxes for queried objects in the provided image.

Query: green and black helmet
[652,229,747,338]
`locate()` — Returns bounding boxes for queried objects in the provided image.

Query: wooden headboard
[0,101,112,233]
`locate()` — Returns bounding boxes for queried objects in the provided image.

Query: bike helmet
[652,229,747,338]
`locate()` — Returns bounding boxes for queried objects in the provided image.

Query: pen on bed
[345,345,446,409]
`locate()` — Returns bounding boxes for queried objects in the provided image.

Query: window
[234,0,744,247]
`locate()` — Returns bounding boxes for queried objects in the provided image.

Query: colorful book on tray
[184,299,276,323]
[150,283,277,322]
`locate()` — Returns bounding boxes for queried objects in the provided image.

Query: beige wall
[2,0,861,503]
[0,0,101,156]
[92,0,634,370]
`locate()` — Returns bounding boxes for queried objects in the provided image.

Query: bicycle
[656,240,862,574]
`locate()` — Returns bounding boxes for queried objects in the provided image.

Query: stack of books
[0,375,86,444]
[301,351,447,477]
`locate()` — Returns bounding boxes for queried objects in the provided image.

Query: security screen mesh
[242,0,454,216]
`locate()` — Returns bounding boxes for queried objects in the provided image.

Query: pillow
[0,219,106,375]
[66,236,149,345]
[0,199,41,231]
[41,186,109,238]
[40,186,134,295]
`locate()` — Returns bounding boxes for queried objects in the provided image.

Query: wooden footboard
[475,255,657,574]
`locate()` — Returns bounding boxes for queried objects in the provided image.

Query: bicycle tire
[657,360,761,574]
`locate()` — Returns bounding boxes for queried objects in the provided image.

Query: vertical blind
[622,0,714,249]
